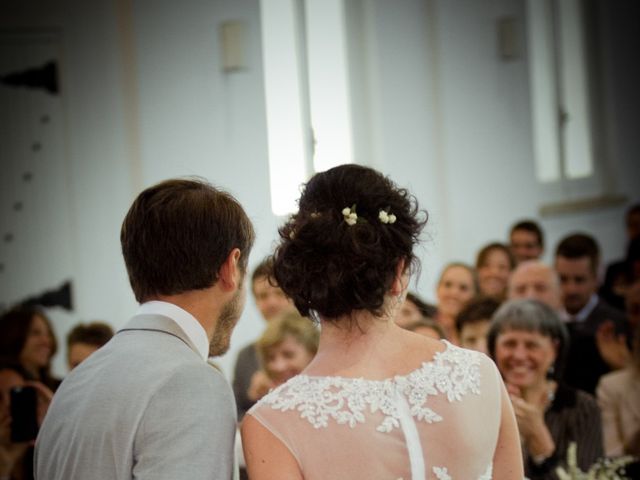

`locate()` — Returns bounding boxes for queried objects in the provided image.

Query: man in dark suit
[555,233,629,395]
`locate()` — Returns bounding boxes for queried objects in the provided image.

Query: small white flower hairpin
[378,210,396,224]
[342,206,358,226]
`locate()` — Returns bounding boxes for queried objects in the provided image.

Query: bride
[241,165,523,479]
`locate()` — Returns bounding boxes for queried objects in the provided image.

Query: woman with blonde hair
[435,262,478,344]
[248,311,319,400]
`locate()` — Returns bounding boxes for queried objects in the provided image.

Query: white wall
[1,0,637,380]
[132,0,279,378]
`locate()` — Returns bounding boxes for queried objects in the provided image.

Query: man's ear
[390,258,408,296]
[218,248,243,292]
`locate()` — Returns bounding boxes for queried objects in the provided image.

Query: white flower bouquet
[555,442,635,480]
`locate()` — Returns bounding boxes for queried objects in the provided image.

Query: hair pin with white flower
[342,205,358,226]
[379,209,396,224]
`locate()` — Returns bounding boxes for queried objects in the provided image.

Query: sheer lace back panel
[247,342,502,480]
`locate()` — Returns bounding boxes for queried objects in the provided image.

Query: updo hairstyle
[272,165,427,320]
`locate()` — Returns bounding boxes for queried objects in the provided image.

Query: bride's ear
[390,258,408,296]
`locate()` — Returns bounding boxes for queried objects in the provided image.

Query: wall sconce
[219,20,246,72]
[497,16,520,61]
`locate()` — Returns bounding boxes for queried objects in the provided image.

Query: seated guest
[403,318,445,340]
[237,311,319,479]
[66,322,114,370]
[395,292,437,329]
[600,204,640,310]
[597,285,640,457]
[555,233,629,394]
[475,242,515,300]
[0,306,60,391]
[455,296,501,354]
[509,219,545,264]
[508,260,562,310]
[434,262,477,345]
[488,299,604,479]
[250,311,319,401]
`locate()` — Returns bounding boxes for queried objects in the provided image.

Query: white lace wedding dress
[247,341,506,480]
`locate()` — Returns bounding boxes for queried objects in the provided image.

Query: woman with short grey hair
[488,299,604,479]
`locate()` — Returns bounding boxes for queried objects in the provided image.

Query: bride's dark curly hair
[272,164,428,320]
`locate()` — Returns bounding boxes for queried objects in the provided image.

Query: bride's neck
[305,312,400,372]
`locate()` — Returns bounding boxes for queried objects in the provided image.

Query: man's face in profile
[209,277,247,357]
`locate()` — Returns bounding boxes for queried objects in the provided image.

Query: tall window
[260,0,353,215]
[526,0,610,206]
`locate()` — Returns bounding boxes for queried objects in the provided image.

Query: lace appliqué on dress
[433,466,451,480]
[258,342,482,433]
[432,462,491,480]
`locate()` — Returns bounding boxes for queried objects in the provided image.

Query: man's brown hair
[555,233,600,275]
[67,322,114,349]
[121,178,255,302]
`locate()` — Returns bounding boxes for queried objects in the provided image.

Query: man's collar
[136,301,209,360]
[561,294,599,322]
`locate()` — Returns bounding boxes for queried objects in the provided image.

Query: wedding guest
[395,292,437,328]
[0,306,60,391]
[597,284,640,457]
[233,258,294,419]
[435,262,477,344]
[455,296,501,354]
[488,299,603,479]
[476,242,515,300]
[555,233,629,394]
[248,311,319,401]
[404,318,446,340]
[237,311,318,480]
[509,220,545,264]
[0,365,30,480]
[243,165,523,479]
[66,321,114,370]
[0,364,53,480]
[508,261,562,310]
[600,204,640,310]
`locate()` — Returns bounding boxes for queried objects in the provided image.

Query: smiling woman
[0,306,60,391]
[435,262,478,344]
[476,242,515,301]
[487,299,604,479]
[255,311,319,392]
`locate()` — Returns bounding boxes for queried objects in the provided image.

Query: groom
[35,178,254,479]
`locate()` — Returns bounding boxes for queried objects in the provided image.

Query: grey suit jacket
[35,314,237,480]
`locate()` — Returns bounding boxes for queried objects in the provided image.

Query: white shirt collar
[561,293,599,322]
[136,301,209,361]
